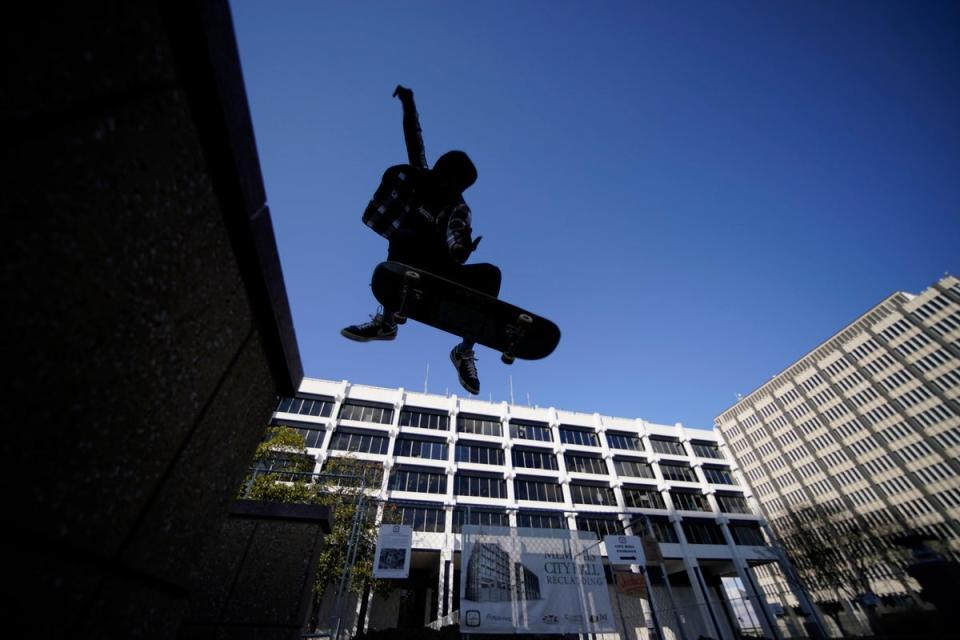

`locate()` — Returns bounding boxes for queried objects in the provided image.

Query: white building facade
[715,276,960,632]
[271,377,822,639]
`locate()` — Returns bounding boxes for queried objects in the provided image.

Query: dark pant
[387,229,502,297]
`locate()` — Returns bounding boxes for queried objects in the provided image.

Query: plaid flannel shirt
[361,164,418,239]
[362,164,473,255]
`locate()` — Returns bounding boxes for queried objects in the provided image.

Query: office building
[715,275,960,633]
[271,377,820,639]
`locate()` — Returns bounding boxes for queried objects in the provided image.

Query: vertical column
[437,547,453,623]
[446,398,458,507]
[718,518,781,639]
[505,467,517,517]
[317,386,347,458]
[384,391,402,461]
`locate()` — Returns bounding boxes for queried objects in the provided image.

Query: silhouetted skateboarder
[342,86,501,395]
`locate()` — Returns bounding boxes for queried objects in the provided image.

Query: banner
[460,525,615,634]
[373,524,412,578]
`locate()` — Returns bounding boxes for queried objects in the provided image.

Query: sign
[614,570,648,597]
[372,524,412,579]
[604,535,643,564]
[460,525,615,635]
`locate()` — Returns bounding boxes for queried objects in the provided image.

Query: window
[659,463,697,482]
[399,407,449,430]
[509,420,552,442]
[455,473,507,499]
[328,429,389,454]
[576,515,621,538]
[716,494,750,514]
[559,426,600,447]
[650,438,686,456]
[455,441,505,465]
[388,467,447,494]
[564,453,607,475]
[255,452,314,482]
[322,458,384,487]
[638,517,678,543]
[273,422,325,448]
[517,511,567,529]
[452,508,508,532]
[691,442,723,459]
[276,396,335,418]
[622,486,665,509]
[514,478,564,502]
[386,503,445,532]
[457,414,502,436]
[702,467,737,485]
[614,458,654,478]
[569,482,616,505]
[607,432,644,451]
[682,519,726,545]
[730,523,766,546]
[671,491,710,511]
[338,401,394,424]
[512,448,559,470]
[395,436,448,460]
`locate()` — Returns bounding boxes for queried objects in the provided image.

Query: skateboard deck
[370,261,560,362]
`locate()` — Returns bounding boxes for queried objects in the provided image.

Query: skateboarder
[341,85,501,395]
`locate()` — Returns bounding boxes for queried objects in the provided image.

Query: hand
[450,241,470,264]
[450,236,482,264]
[393,85,414,102]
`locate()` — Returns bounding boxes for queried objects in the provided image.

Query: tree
[241,426,396,634]
[774,504,914,636]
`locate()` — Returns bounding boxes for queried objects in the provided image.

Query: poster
[372,524,412,579]
[460,525,615,634]
[615,570,648,596]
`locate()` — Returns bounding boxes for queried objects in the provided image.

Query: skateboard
[370,261,560,363]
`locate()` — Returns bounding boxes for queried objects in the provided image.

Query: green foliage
[311,456,398,598]
[240,425,397,605]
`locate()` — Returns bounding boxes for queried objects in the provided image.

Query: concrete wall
[5,1,302,636]
[179,501,332,640]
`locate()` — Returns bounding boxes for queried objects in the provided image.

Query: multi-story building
[715,275,960,632]
[270,378,820,639]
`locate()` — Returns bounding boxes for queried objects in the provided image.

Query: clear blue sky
[231,1,959,429]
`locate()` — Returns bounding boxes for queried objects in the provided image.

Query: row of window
[276,399,724,457]
[385,469,746,511]
[316,431,737,488]
[384,502,766,544]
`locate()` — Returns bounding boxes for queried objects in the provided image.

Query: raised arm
[393,85,428,170]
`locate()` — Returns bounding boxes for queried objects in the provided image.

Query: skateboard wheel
[404,270,421,281]
[394,313,407,325]
[501,354,515,365]
[518,314,533,327]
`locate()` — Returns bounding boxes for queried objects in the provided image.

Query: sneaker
[450,344,480,395]
[341,312,397,342]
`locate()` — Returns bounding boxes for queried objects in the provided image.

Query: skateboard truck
[393,269,422,325]
[501,313,533,365]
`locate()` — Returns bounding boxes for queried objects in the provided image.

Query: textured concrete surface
[179,502,332,640]
[4,1,302,636]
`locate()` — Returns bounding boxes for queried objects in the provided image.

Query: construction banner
[460,525,615,634]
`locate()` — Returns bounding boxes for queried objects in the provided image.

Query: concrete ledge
[230,500,334,532]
